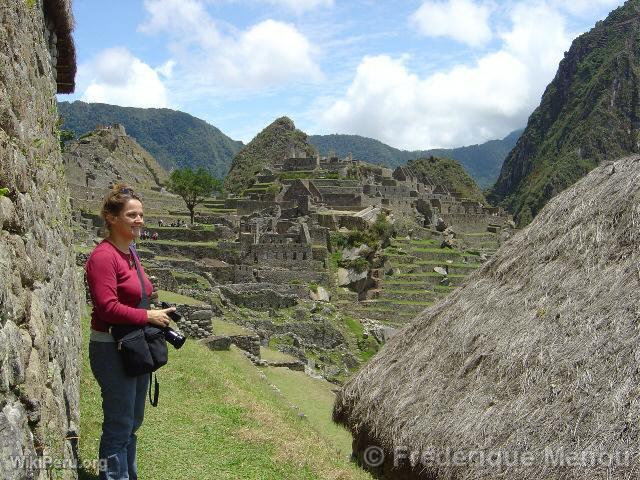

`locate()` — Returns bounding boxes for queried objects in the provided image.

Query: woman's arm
[86,250,148,326]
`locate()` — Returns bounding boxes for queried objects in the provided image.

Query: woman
[85,184,175,480]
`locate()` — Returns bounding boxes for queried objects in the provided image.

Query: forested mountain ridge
[58,101,243,179]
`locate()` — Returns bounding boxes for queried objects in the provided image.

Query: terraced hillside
[335,230,502,325]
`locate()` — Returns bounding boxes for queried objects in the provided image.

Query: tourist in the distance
[85,183,175,480]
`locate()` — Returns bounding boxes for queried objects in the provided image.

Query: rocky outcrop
[63,124,168,196]
[1,2,81,479]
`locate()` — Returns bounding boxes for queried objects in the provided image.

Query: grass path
[78,311,371,480]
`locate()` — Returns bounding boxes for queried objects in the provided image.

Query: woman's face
[108,199,144,240]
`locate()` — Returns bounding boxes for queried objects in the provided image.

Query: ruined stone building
[1,1,82,479]
[238,151,510,232]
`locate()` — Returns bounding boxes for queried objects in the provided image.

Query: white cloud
[140,0,322,91]
[551,0,622,16]
[213,19,322,88]
[78,48,169,108]
[264,0,334,14]
[321,3,572,150]
[156,60,176,78]
[411,0,493,47]
[139,0,220,48]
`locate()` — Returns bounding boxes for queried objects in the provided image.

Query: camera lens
[164,328,186,349]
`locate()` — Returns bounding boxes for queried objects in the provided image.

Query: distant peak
[268,116,296,130]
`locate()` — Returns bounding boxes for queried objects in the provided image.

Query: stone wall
[174,305,212,339]
[321,193,363,207]
[227,335,260,357]
[247,243,314,265]
[440,213,509,232]
[282,156,319,171]
[145,267,178,291]
[140,240,240,263]
[219,286,298,310]
[145,227,230,243]
[237,199,295,216]
[316,186,363,195]
[1,2,82,479]
[308,225,329,246]
[193,214,239,226]
[257,269,331,285]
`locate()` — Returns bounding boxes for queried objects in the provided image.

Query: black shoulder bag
[110,245,168,406]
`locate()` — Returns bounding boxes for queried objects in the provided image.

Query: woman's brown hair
[100,183,143,232]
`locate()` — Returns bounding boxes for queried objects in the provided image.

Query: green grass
[411,247,463,255]
[343,315,364,338]
[393,260,480,269]
[151,255,188,262]
[393,238,438,246]
[261,368,352,456]
[78,308,371,480]
[172,271,210,289]
[260,347,298,363]
[157,290,207,306]
[374,299,434,306]
[382,288,433,295]
[214,318,255,336]
[201,208,237,213]
[434,285,457,292]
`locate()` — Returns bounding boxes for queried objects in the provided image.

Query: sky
[60,0,626,150]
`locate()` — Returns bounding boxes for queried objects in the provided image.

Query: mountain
[487,0,640,226]
[63,124,168,192]
[407,157,487,204]
[309,129,523,188]
[57,101,243,180]
[224,116,316,194]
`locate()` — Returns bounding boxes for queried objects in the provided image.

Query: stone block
[201,336,232,351]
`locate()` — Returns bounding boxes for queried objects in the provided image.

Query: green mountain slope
[487,1,640,226]
[309,129,523,188]
[224,117,316,194]
[408,157,487,204]
[58,101,243,180]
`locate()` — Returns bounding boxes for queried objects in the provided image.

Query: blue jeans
[89,340,149,480]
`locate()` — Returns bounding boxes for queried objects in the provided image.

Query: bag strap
[133,245,159,407]
[148,372,159,407]
[129,244,147,300]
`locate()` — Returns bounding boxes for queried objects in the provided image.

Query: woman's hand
[146,307,176,328]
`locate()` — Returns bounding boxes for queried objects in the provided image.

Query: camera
[160,302,187,349]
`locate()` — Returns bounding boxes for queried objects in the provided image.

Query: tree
[371,212,393,247]
[166,168,222,224]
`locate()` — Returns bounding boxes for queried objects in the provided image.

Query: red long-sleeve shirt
[86,240,153,332]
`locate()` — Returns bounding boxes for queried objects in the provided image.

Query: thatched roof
[334,154,640,479]
[43,0,76,93]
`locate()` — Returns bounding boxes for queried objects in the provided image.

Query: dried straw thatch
[334,154,640,479]
[43,0,76,93]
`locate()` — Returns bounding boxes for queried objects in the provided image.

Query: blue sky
[61,0,625,150]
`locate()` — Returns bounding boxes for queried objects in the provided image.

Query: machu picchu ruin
[66,118,515,383]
